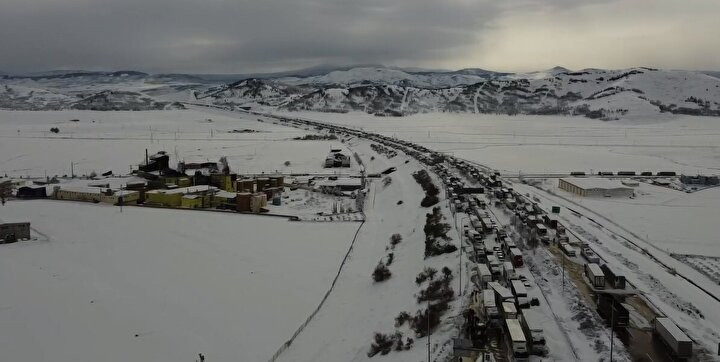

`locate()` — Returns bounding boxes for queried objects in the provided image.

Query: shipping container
[509,248,524,267]
[520,309,548,356]
[654,317,693,358]
[510,279,529,308]
[505,319,529,361]
[584,263,605,289]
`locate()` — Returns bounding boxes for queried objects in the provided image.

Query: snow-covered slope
[202,67,720,119]
[3,66,720,118]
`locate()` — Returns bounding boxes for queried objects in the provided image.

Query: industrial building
[680,174,719,186]
[558,178,634,198]
[16,185,48,198]
[324,150,351,168]
[145,185,220,208]
[0,221,31,243]
[53,186,140,204]
[236,192,268,212]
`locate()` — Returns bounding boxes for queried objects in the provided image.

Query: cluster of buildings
[324,149,351,168]
[16,151,288,213]
[680,174,719,186]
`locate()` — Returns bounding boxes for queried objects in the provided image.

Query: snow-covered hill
[199,67,720,119]
[2,66,720,118]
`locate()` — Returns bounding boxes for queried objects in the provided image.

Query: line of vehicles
[251,110,697,362]
[570,171,678,177]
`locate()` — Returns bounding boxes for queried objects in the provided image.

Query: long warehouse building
[558,178,634,198]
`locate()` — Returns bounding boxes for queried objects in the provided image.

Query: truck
[581,247,600,264]
[501,301,518,319]
[654,317,693,359]
[584,263,605,289]
[487,255,502,276]
[520,309,549,356]
[600,264,626,289]
[560,243,576,257]
[502,261,517,282]
[488,281,515,304]
[510,279,530,308]
[476,264,493,289]
[482,289,500,323]
[505,319,529,361]
[509,247,524,267]
[597,294,629,327]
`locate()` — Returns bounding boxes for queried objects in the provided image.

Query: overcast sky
[1,0,718,74]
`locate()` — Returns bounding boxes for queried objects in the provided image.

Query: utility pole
[610,303,615,361]
[562,253,565,293]
[427,299,431,362]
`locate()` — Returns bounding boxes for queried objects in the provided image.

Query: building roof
[56,186,138,196]
[146,185,218,195]
[560,177,632,190]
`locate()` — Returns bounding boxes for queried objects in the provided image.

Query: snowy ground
[0,108,360,178]
[275,111,720,175]
[0,201,360,362]
[538,179,720,258]
[512,182,720,358]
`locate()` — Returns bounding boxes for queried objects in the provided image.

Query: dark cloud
[0,0,717,73]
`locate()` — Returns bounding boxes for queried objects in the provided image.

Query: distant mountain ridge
[2,65,720,118]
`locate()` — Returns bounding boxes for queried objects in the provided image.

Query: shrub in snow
[417,279,454,303]
[367,332,396,357]
[412,170,440,207]
[441,266,453,279]
[410,301,448,337]
[423,207,456,257]
[390,233,402,246]
[382,177,392,187]
[386,252,394,266]
[415,267,437,285]
[372,262,392,282]
[284,160,291,166]
[395,311,411,327]
[50,127,59,133]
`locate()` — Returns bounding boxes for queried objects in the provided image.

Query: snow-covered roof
[56,186,137,196]
[315,178,362,187]
[215,191,237,199]
[560,178,631,190]
[146,185,218,195]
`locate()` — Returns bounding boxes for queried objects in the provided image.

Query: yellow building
[145,186,219,208]
[210,174,236,192]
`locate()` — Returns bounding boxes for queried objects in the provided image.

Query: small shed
[1,221,31,242]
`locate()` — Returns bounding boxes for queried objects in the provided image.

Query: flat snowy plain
[0,201,359,361]
[278,111,720,175]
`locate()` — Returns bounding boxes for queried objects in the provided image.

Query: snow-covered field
[547,179,720,257]
[277,111,720,175]
[0,201,360,362]
[0,109,360,178]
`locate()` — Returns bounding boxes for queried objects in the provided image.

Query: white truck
[654,317,692,359]
[505,319,529,361]
[520,309,548,356]
[476,263,493,289]
[510,279,530,308]
[502,261,517,283]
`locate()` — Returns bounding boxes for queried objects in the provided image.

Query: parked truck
[654,317,693,359]
[520,309,549,356]
[597,294,629,327]
[505,319,529,361]
[509,247,524,267]
[476,264,493,289]
[584,263,605,289]
[600,264,626,289]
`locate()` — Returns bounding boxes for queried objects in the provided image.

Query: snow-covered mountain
[195,67,720,119]
[2,66,720,119]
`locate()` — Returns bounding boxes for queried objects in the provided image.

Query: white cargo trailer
[654,317,692,358]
